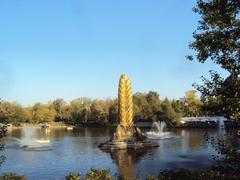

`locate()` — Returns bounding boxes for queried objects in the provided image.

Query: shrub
[0,173,26,180]
[65,172,82,180]
[156,169,240,180]
[86,169,112,180]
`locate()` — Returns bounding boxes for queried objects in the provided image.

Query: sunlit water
[0,127,222,179]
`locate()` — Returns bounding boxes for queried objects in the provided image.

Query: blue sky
[0,0,228,106]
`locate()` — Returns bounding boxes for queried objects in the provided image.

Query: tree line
[0,90,203,127]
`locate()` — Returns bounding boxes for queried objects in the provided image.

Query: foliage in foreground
[66,169,112,180]
[65,172,82,180]
[149,169,240,180]
[66,168,240,180]
[0,173,26,180]
[86,169,112,180]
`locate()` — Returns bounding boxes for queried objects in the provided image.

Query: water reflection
[109,149,155,179]
[172,129,217,151]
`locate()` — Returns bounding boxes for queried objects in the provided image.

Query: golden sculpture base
[112,125,147,142]
[98,125,159,151]
[98,140,159,151]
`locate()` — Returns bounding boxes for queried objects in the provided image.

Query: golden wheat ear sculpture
[118,74,134,128]
[98,74,159,150]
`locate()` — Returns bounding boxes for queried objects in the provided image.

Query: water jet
[146,121,176,140]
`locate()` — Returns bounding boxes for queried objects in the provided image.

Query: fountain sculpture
[20,124,51,150]
[98,74,159,150]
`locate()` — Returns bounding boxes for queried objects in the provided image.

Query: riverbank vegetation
[0,173,25,180]
[0,100,6,166]
[0,126,6,166]
[0,90,203,127]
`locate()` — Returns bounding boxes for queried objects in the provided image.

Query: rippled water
[0,127,221,179]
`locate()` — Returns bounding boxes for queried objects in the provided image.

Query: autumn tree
[31,103,56,123]
[51,98,69,122]
[69,98,92,124]
[183,90,203,117]
[88,99,113,125]
[0,101,28,125]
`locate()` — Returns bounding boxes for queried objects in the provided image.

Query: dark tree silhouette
[188,0,240,120]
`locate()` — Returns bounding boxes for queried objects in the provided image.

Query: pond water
[0,127,222,179]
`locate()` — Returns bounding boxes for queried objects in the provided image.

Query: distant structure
[98,74,158,150]
[179,116,223,128]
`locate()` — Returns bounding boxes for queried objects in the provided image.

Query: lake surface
[0,127,222,179]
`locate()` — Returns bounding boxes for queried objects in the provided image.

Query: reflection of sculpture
[98,74,159,150]
[110,149,151,179]
[111,150,135,179]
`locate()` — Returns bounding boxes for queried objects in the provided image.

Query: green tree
[133,92,149,121]
[188,0,240,120]
[0,101,12,124]
[220,74,240,119]
[69,98,92,124]
[108,99,118,125]
[188,0,240,74]
[171,100,184,117]
[146,91,162,121]
[88,100,112,125]
[160,99,181,126]
[133,91,162,121]
[51,98,68,122]
[195,71,240,119]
